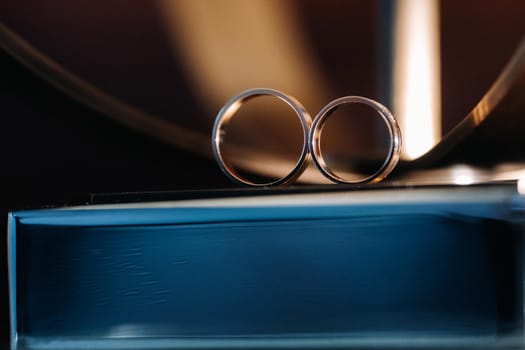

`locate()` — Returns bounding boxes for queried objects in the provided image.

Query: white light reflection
[451,165,476,186]
[109,324,146,338]
[518,178,525,195]
[393,0,441,160]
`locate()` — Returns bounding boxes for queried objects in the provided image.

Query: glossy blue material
[8,187,525,349]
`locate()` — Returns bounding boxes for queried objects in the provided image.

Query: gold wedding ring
[212,88,312,187]
[309,96,402,184]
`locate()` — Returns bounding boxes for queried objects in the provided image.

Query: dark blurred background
[1,0,525,347]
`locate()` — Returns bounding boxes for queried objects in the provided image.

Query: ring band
[212,88,312,187]
[309,96,402,184]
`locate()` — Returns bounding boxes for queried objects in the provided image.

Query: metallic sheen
[309,96,402,184]
[212,88,311,186]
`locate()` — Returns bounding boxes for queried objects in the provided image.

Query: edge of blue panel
[8,212,18,350]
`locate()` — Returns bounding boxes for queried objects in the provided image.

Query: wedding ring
[212,88,312,187]
[309,96,402,184]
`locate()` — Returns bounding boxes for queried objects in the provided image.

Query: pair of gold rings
[212,88,402,187]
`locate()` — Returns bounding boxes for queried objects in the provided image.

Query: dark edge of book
[89,180,519,206]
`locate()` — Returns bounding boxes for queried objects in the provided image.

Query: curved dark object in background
[408,37,525,169]
[0,23,233,201]
[0,22,213,158]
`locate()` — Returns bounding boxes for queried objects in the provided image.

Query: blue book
[8,184,525,350]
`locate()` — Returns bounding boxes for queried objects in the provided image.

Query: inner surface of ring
[317,102,391,182]
[219,94,306,183]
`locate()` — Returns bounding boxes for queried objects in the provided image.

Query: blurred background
[1,0,525,184]
[1,0,525,347]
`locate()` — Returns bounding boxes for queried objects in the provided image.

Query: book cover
[8,183,525,349]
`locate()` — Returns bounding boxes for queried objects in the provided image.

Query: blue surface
[8,194,525,349]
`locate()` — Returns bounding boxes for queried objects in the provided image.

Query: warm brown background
[1,0,524,136]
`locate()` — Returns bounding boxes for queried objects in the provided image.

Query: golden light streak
[393,0,441,160]
[157,0,330,116]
